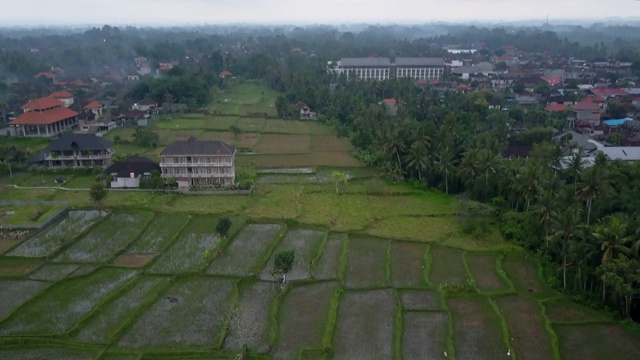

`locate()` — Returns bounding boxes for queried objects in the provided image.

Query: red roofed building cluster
[50,90,74,107]
[9,96,79,137]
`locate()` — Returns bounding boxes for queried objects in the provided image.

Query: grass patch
[429,248,468,287]
[236,152,363,168]
[448,294,509,359]
[125,212,191,254]
[54,211,154,263]
[196,130,235,144]
[332,290,396,360]
[503,255,558,299]
[236,117,266,132]
[344,237,389,289]
[273,282,339,359]
[544,299,608,323]
[310,135,352,152]
[402,311,449,360]
[116,277,234,348]
[399,290,442,311]
[390,241,428,287]
[206,224,284,277]
[245,185,301,220]
[0,203,64,226]
[312,234,343,280]
[0,268,136,334]
[0,256,41,277]
[8,210,103,258]
[495,295,555,359]
[0,279,50,320]
[254,134,310,154]
[258,228,326,281]
[466,253,512,293]
[554,323,640,360]
[74,276,171,343]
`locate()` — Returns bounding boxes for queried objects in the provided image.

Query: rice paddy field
[0,206,638,360]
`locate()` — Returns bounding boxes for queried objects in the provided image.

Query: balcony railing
[160,162,233,167]
[45,153,113,160]
[161,172,235,178]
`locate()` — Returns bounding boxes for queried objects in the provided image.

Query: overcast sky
[4,0,640,26]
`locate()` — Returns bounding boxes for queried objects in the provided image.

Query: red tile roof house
[50,90,74,107]
[590,88,628,98]
[219,70,233,78]
[9,97,79,137]
[84,101,105,119]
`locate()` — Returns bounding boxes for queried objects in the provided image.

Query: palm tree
[516,160,543,212]
[547,206,583,288]
[434,147,455,194]
[592,214,631,263]
[404,142,429,180]
[476,149,501,188]
[381,128,407,170]
[565,152,584,192]
[577,167,602,226]
[532,189,558,246]
[458,149,480,184]
[568,231,598,291]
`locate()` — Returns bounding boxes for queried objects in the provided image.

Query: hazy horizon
[4,0,640,27]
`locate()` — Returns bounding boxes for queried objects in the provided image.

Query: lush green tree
[331,171,348,194]
[272,250,295,284]
[547,206,583,288]
[216,217,232,238]
[89,183,108,213]
[229,124,242,139]
[132,126,160,148]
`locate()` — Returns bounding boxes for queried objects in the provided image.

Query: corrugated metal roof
[600,147,640,161]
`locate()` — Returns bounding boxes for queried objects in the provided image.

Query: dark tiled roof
[106,156,160,177]
[395,57,444,66]
[160,140,235,156]
[502,145,533,158]
[340,57,391,67]
[44,134,112,152]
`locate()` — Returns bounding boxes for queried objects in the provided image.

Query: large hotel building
[329,57,445,81]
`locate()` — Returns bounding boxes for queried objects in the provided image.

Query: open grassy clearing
[116,277,234,348]
[244,185,301,220]
[236,117,266,132]
[554,323,640,360]
[429,247,468,287]
[402,311,449,360]
[333,290,396,360]
[8,210,103,258]
[495,295,555,360]
[54,211,154,263]
[212,82,279,116]
[74,276,171,343]
[0,203,63,226]
[390,241,427,287]
[28,263,79,282]
[147,216,230,274]
[206,224,283,277]
[236,152,363,168]
[0,256,41,277]
[224,281,278,352]
[312,234,344,280]
[503,255,558,299]
[344,237,388,288]
[0,279,50,321]
[399,290,442,311]
[448,295,509,360]
[273,282,339,359]
[310,135,352,152]
[0,237,24,255]
[258,228,326,281]
[196,130,235,144]
[254,134,310,154]
[0,268,136,334]
[125,212,190,254]
[466,253,512,293]
[544,299,608,323]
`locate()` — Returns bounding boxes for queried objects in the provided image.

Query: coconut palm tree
[547,206,583,288]
[592,214,631,263]
[404,142,429,180]
[577,167,603,226]
[434,147,456,194]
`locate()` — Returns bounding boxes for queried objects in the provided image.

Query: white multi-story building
[160,139,236,186]
[394,58,445,80]
[328,57,445,81]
